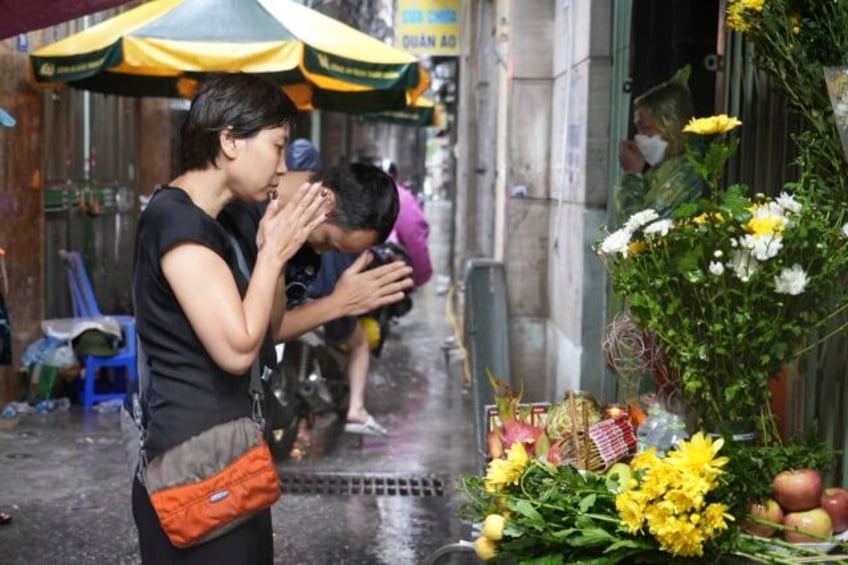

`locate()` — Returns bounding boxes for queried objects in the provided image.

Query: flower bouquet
[724,0,848,200]
[597,115,848,439]
[460,434,848,563]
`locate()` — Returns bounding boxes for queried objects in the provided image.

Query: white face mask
[634,134,668,167]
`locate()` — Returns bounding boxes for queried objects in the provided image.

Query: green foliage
[598,130,848,435]
[459,462,666,564]
[716,436,837,515]
[727,0,848,202]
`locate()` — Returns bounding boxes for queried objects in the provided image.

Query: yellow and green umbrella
[364,97,443,128]
[30,0,429,113]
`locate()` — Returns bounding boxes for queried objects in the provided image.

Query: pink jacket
[389,184,432,287]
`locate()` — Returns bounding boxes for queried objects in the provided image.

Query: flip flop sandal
[344,415,388,436]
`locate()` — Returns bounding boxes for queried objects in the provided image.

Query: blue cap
[0,108,15,128]
[285,139,322,172]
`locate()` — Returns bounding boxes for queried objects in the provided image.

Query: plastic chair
[60,250,137,410]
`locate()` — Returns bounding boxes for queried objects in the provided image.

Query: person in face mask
[615,65,706,225]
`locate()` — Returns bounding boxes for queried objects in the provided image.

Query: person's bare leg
[345,321,371,424]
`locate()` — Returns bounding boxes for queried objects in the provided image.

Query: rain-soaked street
[0,201,481,565]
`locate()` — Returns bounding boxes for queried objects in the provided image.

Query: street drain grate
[278,471,448,497]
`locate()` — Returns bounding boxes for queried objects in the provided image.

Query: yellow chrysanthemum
[683,114,743,135]
[664,432,729,475]
[630,447,660,470]
[692,212,724,225]
[616,490,649,534]
[739,0,764,11]
[725,0,764,32]
[745,214,786,237]
[484,442,528,493]
[628,240,648,256]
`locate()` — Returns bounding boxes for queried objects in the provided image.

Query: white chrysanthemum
[729,250,759,281]
[713,250,723,258]
[776,192,802,214]
[624,209,659,232]
[600,228,633,257]
[741,234,783,261]
[708,261,725,276]
[774,264,809,295]
[750,203,792,230]
[842,223,848,239]
[643,219,674,237]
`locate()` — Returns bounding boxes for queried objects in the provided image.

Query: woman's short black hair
[180,73,298,172]
[313,163,399,243]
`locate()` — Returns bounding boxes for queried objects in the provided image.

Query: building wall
[453,0,614,403]
[0,18,171,402]
[454,0,499,277]
[501,0,554,401]
[545,0,613,401]
[0,35,45,401]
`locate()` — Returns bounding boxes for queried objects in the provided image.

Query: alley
[0,200,480,565]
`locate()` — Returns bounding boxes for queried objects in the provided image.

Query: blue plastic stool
[61,250,138,410]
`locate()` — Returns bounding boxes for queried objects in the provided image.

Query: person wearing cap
[615,65,706,225]
[219,139,412,436]
[277,140,406,435]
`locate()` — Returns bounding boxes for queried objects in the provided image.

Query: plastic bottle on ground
[34,399,56,414]
[93,398,124,413]
[54,397,71,411]
[2,401,33,418]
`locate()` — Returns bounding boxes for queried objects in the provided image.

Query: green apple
[605,462,634,492]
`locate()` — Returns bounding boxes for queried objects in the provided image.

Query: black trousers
[132,476,273,565]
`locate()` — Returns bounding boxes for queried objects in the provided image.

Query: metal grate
[278,471,447,497]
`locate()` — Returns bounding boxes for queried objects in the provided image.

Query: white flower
[600,228,633,257]
[643,219,674,237]
[708,261,725,276]
[776,192,802,214]
[730,238,739,248]
[842,223,848,239]
[774,264,809,295]
[624,209,659,232]
[741,234,783,261]
[729,250,760,280]
[713,250,724,258]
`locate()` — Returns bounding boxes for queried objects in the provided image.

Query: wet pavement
[0,200,482,564]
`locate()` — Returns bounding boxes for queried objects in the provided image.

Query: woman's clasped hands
[258,181,332,265]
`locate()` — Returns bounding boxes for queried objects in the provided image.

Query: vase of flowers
[597,115,848,442]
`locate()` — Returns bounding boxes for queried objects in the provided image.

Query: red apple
[783,508,833,543]
[821,487,848,534]
[773,469,824,512]
[741,499,784,537]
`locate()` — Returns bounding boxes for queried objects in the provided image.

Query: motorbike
[264,242,413,460]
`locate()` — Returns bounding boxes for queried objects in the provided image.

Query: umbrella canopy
[29,0,429,114]
[364,97,441,128]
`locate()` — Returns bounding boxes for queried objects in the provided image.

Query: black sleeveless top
[133,186,272,459]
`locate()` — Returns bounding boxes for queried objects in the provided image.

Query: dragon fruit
[488,372,548,458]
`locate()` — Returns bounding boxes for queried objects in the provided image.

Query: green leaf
[512,499,545,526]
[578,493,597,513]
[518,555,565,565]
[568,528,616,547]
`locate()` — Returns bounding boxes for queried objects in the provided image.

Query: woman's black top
[133,185,269,459]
